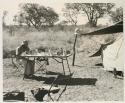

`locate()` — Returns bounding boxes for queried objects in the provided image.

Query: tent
[81,21,124,71]
[81,21,123,35]
[102,36,124,71]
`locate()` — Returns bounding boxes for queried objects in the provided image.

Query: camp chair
[12,54,29,69]
[10,52,25,74]
[11,51,47,77]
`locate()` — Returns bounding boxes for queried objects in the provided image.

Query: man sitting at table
[16,40,35,79]
[16,40,30,56]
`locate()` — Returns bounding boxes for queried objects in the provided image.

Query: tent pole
[72,34,77,66]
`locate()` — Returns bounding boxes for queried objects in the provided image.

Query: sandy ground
[3,52,124,102]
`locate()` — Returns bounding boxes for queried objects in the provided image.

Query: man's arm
[16,47,19,56]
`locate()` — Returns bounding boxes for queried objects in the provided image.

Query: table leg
[61,59,65,75]
[66,57,71,75]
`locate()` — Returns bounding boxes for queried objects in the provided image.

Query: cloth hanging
[24,59,35,76]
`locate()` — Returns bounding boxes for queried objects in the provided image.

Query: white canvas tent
[81,21,124,71]
[102,36,124,71]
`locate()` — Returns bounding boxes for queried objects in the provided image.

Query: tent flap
[81,21,123,36]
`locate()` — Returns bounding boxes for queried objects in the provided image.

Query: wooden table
[10,54,73,101]
[12,53,72,77]
[23,54,71,75]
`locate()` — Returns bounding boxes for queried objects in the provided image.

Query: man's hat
[22,40,28,45]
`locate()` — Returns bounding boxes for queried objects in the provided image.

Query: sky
[0,0,123,25]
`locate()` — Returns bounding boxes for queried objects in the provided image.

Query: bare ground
[3,52,124,102]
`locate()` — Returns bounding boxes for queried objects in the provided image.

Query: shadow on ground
[29,74,97,86]
[44,77,97,86]
[95,63,103,66]
[45,71,62,75]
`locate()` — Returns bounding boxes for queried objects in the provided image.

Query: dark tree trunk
[88,20,97,27]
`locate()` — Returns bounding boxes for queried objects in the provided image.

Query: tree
[63,3,79,26]
[3,11,8,27]
[13,14,25,26]
[15,3,59,30]
[57,20,68,31]
[109,7,123,23]
[64,3,115,27]
[45,7,59,26]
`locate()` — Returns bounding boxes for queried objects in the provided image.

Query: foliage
[109,7,123,23]
[3,11,8,27]
[64,3,115,27]
[62,4,80,26]
[14,3,59,30]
